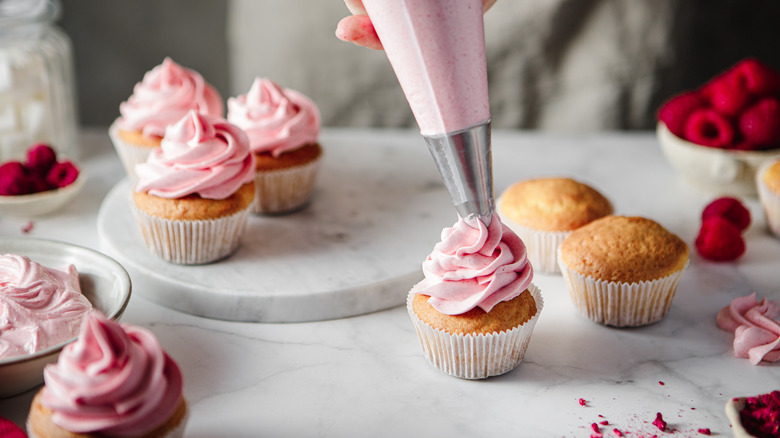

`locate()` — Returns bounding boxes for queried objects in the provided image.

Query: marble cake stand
[97,140,456,323]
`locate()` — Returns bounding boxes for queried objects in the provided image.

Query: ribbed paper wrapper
[558,250,687,327]
[757,159,780,238]
[108,119,156,180]
[131,203,251,265]
[252,157,321,214]
[407,284,543,380]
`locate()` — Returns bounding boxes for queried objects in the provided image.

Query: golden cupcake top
[762,160,780,194]
[133,182,255,221]
[499,177,613,231]
[559,215,689,283]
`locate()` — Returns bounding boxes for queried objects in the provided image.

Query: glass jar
[0,0,78,162]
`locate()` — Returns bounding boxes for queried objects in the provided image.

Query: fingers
[335,15,384,50]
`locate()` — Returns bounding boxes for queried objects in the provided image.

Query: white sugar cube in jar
[0,0,78,162]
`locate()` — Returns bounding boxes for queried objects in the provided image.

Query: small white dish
[0,237,132,398]
[725,397,758,438]
[0,173,86,217]
[657,122,780,196]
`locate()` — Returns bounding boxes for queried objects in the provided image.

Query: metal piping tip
[423,120,494,224]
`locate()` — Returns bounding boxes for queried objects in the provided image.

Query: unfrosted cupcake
[757,158,780,238]
[109,57,224,178]
[408,212,543,379]
[27,311,188,438]
[132,110,255,265]
[227,77,322,214]
[558,215,689,327]
[498,177,613,274]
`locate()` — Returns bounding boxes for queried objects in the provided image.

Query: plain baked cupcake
[498,177,613,274]
[132,110,255,265]
[558,215,689,327]
[408,212,543,379]
[757,158,780,238]
[27,311,188,438]
[227,77,322,214]
[109,57,224,178]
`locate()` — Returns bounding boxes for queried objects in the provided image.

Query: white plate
[0,174,86,217]
[0,237,131,398]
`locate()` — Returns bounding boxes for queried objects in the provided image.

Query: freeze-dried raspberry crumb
[658,91,706,137]
[684,108,735,147]
[659,381,665,386]
[653,412,667,432]
[25,143,57,175]
[599,420,609,426]
[740,390,780,438]
[695,216,746,261]
[0,416,27,438]
[590,423,603,438]
[698,428,711,435]
[702,197,751,231]
[579,398,588,406]
[21,221,33,234]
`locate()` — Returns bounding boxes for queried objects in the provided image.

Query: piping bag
[361,0,493,223]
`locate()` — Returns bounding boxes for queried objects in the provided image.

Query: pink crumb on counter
[653,412,668,432]
[590,422,603,438]
[21,221,34,234]
[697,428,711,435]
[612,428,624,437]
[579,398,588,406]
[599,420,609,426]
[659,381,665,386]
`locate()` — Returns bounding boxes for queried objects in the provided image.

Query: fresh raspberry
[707,72,751,117]
[731,57,780,97]
[695,217,746,261]
[739,97,780,149]
[45,160,80,188]
[0,161,30,196]
[684,108,735,148]
[0,416,27,438]
[26,173,52,193]
[701,197,751,231]
[658,91,707,137]
[25,143,57,175]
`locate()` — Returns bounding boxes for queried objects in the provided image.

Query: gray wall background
[58,0,780,131]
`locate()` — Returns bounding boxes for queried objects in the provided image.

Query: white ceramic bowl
[0,237,131,398]
[0,173,86,217]
[657,122,780,196]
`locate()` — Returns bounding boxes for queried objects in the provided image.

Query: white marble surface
[1,128,779,437]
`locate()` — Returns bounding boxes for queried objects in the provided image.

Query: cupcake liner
[131,202,251,265]
[407,284,543,380]
[756,159,780,238]
[558,250,686,327]
[500,213,570,274]
[109,119,157,179]
[252,157,321,214]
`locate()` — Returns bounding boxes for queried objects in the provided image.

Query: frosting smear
[716,292,780,365]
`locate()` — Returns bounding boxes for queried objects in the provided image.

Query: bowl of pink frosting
[0,237,132,398]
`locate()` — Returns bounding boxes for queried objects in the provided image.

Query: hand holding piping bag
[336,0,497,50]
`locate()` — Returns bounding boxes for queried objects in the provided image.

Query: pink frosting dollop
[411,213,534,315]
[227,77,320,158]
[118,57,224,139]
[135,110,255,200]
[41,310,184,437]
[0,254,92,360]
[716,292,780,365]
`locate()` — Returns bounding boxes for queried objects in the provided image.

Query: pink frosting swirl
[41,310,183,437]
[227,77,320,158]
[135,110,255,200]
[716,293,780,365]
[118,57,224,138]
[411,213,534,315]
[0,254,92,360]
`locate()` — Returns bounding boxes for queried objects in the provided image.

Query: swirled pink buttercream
[118,57,224,139]
[411,213,534,315]
[0,254,91,360]
[227,77,320,158]
[135,110,255,200]
[41,310,183,437]
[716,293,780,365]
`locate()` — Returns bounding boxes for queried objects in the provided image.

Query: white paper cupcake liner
[558,250,686,327]
[407,284,543,380]
[500,213,571,274]
[252,157,321,214]
[131,202,251,265]
[756,159,780,238]
[109,119,157,179]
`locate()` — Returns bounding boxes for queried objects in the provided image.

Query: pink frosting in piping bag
[135,110,255,200]
[716,292,780,365]
[41,310,184,437]
[0,254,91,360]
[118,57,224,139]
[411,213,534,315]
[227,77,320,158]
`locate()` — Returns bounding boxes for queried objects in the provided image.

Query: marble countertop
[1,128,778,437]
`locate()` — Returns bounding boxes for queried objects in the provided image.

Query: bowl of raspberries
[657,57,780,196]
[0,143,84,217]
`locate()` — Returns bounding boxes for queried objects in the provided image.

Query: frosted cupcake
[132,110,255,265]
[757,158,780,238]
[498,177,613,274]
[408,212,543,379]
[558,216,689,327]
[109,57,224,178]
[27,311,188,438]
[227,77,322,214]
